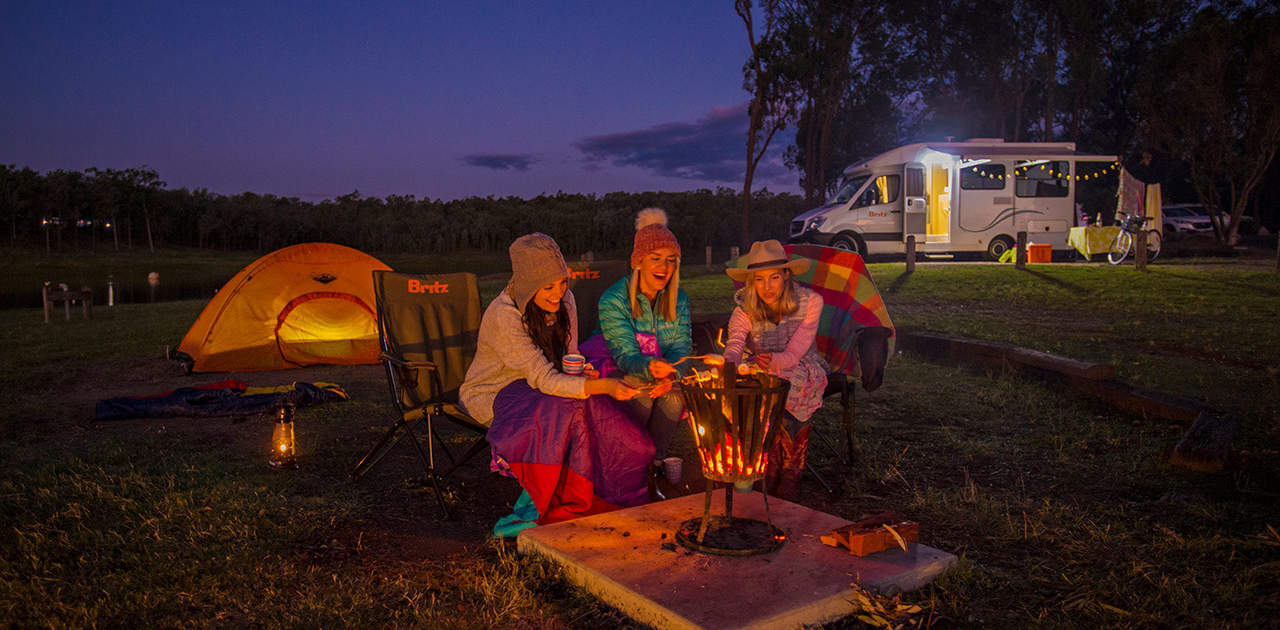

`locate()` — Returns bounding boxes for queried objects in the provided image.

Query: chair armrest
[380,352,438,371]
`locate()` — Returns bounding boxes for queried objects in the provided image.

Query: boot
[774,424,810,501]
[647,460,666,502]
[764,427,792,495]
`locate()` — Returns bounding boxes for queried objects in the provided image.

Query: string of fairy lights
[967,160,1122,182]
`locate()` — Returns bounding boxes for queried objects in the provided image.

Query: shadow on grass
[1016,268,1091,295]
[1150,268,1280,298]
[884,270,913,295]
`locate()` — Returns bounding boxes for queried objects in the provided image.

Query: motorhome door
[903,163,926,243]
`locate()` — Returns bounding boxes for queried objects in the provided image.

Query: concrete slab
[518,490,957,630]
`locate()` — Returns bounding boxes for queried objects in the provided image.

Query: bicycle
[1107,212,1162,265]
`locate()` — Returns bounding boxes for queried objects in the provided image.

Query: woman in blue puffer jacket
[581,208,691,472]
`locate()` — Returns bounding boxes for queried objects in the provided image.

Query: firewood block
[823,511,920,557]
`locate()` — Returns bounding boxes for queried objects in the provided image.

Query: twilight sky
[2,1,799,201]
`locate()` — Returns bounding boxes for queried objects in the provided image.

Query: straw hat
[725,239,810,282]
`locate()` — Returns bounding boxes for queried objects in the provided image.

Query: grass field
[2,250,1278,628]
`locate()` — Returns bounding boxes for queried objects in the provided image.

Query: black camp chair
[567,258,630,338]
[351,270,487,517]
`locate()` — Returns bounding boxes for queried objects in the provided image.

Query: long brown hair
[522,299,570,366]
[741,270,799,324]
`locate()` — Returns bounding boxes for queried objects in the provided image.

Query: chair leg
[351,418,417,481]
[438,434,489,479]
[416,413,452,518]
[805,461,836,495]
[842,385,857,465]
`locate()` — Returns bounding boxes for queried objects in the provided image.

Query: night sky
[2,1,799,201]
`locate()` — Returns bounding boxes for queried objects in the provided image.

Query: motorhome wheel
[986,236,1014,261]
[831,234,865,256]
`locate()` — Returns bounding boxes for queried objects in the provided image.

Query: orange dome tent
[176,243,391,372]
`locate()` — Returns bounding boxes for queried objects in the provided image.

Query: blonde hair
[628,265,681,321]
[741,270,799,324]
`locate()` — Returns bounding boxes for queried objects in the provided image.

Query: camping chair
[783,244,894,492]
[567,259,630,338]
[351,270,486,517]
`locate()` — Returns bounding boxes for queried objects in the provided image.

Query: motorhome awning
[925,145,1118,162]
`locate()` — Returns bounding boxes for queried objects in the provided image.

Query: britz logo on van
[570,268,600,280]
[408,279,449,294]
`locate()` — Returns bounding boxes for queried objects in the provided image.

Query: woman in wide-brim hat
[460,233,653,536]
[723,239,828,499]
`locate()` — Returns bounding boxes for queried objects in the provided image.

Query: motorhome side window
[829,176,868,204]
[961,164,1005,190]
[855,175,900,207]
[1016,160,1070,197]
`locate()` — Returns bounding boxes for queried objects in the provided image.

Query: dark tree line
[0,164,806,258]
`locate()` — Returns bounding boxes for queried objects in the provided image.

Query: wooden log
[1170,411,1240,472]
[896,329,1205,425]
[897,330,1116,380]
[1066,377,1203,424]
[1016,231,1027,269]
[905,235,916,272]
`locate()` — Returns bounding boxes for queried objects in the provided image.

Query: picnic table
[1068,226,1121,259]
[43,283,93,323]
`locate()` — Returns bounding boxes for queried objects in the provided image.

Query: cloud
[461,153,537,171]
[574,103,794,186]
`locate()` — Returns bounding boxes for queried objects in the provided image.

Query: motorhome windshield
[828,175,869,205]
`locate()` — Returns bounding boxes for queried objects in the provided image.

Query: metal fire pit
[675,362,789,556]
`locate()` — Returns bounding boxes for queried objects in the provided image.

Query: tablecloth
[1068,226,1121,258]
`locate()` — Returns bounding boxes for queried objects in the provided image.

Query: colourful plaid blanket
[782,244,895,376]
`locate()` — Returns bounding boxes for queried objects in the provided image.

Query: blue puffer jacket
[594,276,692,379]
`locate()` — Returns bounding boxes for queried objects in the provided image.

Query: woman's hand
[649,378,674,398]
[752,352,772,370]
[581,365,600,379]
[648,358,677,379]
[586,377,640,401]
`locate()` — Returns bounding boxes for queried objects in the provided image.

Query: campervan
[788,139,1118,260]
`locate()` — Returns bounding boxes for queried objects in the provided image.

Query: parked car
[1163,203,1259,237]
[1161,204,1213,237]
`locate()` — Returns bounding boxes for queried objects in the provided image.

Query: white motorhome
[788,139,1118,259]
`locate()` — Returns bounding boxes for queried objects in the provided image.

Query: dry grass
[2,253,1278,628]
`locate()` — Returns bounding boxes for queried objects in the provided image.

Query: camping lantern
[675,363,789,556]
[268,401,298,470]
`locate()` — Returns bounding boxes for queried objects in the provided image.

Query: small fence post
[1015,231,1027,269]
[1135,230,1147,271]
[42,282,51,324]
[729,246,739,262]
[905,235,916,272]
[107,277,114,307]
[705,245,713,270]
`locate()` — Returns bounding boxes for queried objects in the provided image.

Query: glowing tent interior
[175,242,391,372]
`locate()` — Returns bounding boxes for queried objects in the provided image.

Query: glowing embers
[676,363,790,555]
[681,365,786,484]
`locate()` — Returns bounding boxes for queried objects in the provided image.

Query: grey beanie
[507,232,570,310]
